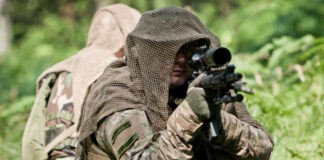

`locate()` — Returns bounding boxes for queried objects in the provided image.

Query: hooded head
[126,6,220,132]
[38,3,141,89]
[86,4,141,57]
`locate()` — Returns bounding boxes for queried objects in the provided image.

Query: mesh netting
[125,6,220,132]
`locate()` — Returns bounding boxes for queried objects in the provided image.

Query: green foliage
[233,35,324,159]
[0,1,94,159]
[0,3,93,104]
[194,0,324,53]
[0,0,324,159]
[0,96,35,159]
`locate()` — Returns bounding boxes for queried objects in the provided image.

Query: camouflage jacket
[45,72,77,159]
[22,72,77,160]
[91,98,274,160]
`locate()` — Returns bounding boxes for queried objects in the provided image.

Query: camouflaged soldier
[22,4,141,160]
[77,6,274,160]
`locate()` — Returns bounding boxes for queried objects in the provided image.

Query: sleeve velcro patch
[111,121,131,144]
[117,133,139,158]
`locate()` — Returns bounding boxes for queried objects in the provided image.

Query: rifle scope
[190,47,232,69]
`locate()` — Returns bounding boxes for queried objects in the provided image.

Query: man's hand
[185,87,220,122]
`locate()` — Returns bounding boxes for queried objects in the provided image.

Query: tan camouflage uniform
[95,97,273,160]
[46,72,77,159]
[23,4,141,160]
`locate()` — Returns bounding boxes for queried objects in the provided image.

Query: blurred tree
[205,0,324,52]
[8,0,96,43]
[0,0,11,56]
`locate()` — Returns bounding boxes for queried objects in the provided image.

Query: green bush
[233,35,324,159]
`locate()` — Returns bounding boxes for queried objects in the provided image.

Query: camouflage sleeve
[22,73,56,160]
[95,100,203,160]
[45,72,77,159]
[207,109,274,160]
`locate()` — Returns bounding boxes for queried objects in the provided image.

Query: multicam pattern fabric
[46,72,77,159]
[206,109,273,160]
[95,101,202,160]
[95,100,273,160]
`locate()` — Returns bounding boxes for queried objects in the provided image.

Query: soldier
[22,4,141,160]
[77,6,274,160]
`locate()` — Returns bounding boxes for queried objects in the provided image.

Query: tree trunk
[0,0,11,56]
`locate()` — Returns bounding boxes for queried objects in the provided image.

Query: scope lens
[213,47,231,66]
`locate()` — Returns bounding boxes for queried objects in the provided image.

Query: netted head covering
[126,6,220,132]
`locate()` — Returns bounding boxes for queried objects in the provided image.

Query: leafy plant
[233,35,324,159]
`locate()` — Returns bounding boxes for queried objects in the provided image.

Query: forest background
[0,0,323,159]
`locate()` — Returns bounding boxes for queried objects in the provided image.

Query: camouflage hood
[126,6,220,132]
